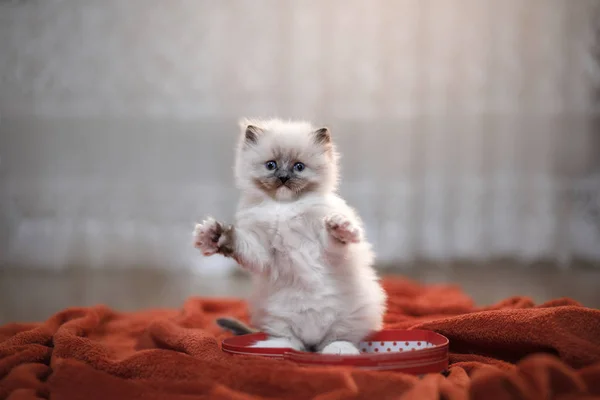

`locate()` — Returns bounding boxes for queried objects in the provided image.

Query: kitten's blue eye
[293,162,305,172]
[265,160,277,171]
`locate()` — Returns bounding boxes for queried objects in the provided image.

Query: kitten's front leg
[324,213,362,244]
[193,217,268,273]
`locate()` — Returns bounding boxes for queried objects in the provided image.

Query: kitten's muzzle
[275,171,290,184]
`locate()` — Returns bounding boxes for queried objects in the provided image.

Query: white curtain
[1,0,598,272]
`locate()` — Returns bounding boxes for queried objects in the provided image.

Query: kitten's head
[234,118,339,201]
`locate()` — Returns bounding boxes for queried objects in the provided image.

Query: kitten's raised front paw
[321,341,360,355]
[325,214,361,244]
[193,217,224,256]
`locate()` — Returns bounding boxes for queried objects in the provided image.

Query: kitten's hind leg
[320,341,360,355]
[249,337,305,351]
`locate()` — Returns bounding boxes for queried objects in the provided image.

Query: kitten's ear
[313,127,331,145]
[239,119,263,145]
[244,125,262,144]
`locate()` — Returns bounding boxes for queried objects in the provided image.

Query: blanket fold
[1,277,599,399]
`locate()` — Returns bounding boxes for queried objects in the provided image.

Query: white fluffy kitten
[194,118,386,355]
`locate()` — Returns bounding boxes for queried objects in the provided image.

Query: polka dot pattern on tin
[358,340,435,353]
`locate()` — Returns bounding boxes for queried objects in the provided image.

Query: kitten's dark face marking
[253,155,312,196]
[237,122,338,201]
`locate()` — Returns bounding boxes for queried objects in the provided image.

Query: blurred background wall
[1,0,599,274]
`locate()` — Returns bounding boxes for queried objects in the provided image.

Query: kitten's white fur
[194,118,386,354]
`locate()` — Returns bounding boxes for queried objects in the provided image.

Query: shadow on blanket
[1,277,599,399]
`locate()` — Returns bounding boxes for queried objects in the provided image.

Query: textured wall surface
[1,0,599,273]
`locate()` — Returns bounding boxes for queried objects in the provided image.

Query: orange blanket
[1,277,599,399]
